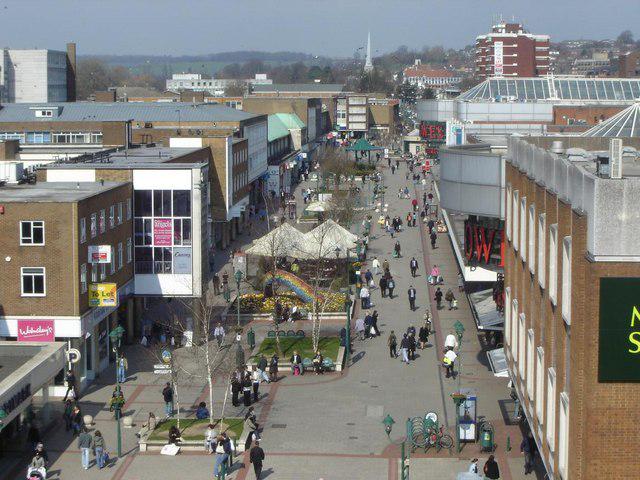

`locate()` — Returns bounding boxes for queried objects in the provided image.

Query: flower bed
[238,292,346,314]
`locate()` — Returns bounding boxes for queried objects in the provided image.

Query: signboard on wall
[464,220,505,267]
[173,247,192,274]
[88,245,111,264]
[153,218,173,246]
[17,320,55,342]
[599,277,640,382]
[89,283,118,307]
[419,122,446,143]
[494,41,504,76]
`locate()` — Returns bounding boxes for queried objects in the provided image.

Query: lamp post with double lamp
[382,414,410,480]
[108,324,126,458]
[454,320,465,389]
[234,270,244,327]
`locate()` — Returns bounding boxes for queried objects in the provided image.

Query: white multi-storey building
[166,73,272,96]
[0,45,75,103]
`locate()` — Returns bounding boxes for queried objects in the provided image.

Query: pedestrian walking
[257,354,270,383]
[268,354,279,382]
[412,212,417,227]
[394,241,401,258]
[443,348,457,378]
[63,369,78,402]
[429,265,441,284]
[213,273,221,295]
[78,427,92,470]
[252,369,261,402]
[418,323,429,349]
[372,257,381,275]
[435,287,443,309]
[365,269,374,288]
[63,399,73,431]
[445,331,459,351]
[458,273,465,293]
[408,333,417,360]
[162,382,174,417]
[242,372,252,406]
[445,289,456,310]
[214,435,231,478]
[213,323,225,347]
[231,369,242,406]
[388,330,397,358]
[371,310,380,336]
[71,405,83,435]
[430,230,437,249]
[483,455,500,479]
[400,334,410,364]
[364,313,372,339]
[117,355,128,383]
[408,285,417,311]
[250,441,266,479]
[468,458,479,474]
[93,430,106,469]
[521,432,537,475]
[409,257,419,277]
[387,277,396,298]
[379,276,388,297]
[382,258,390,272]
[360,285,370,309]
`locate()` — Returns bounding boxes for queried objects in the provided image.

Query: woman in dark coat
[418,325,429,349]
[242,372,252,407]
[269,354,279,382]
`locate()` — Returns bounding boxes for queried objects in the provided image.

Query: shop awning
[487,347,509,377]
[346,138,384,152]
[469,289,504,331]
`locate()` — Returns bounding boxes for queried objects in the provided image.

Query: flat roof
[0,181,127,202]
[252,83,345,93]
[0,102,261,123]
[44,146,209,169]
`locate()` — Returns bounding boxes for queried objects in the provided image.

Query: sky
[2,0,640,57]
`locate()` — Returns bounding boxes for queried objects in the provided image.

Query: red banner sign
[17,320,55,342]
[464,223,504,267]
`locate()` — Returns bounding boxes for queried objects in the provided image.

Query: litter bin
[479,421,494,452]
[247,328,256,350]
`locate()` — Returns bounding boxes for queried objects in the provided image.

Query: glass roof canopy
[582,102,640,137]
[459,77,640,103]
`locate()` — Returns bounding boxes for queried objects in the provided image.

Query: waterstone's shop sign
[599,277,640,382]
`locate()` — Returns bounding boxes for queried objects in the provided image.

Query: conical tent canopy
[245,222,307,257]
[304,219,359,258]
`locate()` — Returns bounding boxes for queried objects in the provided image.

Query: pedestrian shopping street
[7,152,542,480]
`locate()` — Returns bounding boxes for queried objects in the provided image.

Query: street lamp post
[382,414,410,480]
[108,324,125,458]
[234,270,244,327]
[454,320,465,389]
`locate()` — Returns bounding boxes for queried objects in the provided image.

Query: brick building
[0,181,134,388]
[619,50,640,78]
[475,22,550,78]
[503,136,640,479]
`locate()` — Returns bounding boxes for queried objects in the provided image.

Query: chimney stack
[66,42,77,102]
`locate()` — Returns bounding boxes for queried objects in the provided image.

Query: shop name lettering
[627,306,640,353]
[3,384,31,416]
[465,224,497,264]
[19,325,53,338]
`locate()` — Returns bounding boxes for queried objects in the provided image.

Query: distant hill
[80,51,329,77]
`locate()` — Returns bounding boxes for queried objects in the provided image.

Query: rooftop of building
[0,102,261,123]
[0,342,66,396]
[458,76,640,103]
[508,136,640,259]
[0,181,127,202]
[252,83,345,93]
[403,66,458,78]
[43,145,209,169]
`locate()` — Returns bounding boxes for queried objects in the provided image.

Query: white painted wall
[46,169,96,182]
[132,169,191,189]
[4,49,67,102]
[244,120,268,182]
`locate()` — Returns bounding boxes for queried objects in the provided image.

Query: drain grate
[370,385,379,388]
[270,424,287,429]
[346,422,356,426]
[349,436,359,440]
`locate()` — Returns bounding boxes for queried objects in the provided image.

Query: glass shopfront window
[134,189,192,275]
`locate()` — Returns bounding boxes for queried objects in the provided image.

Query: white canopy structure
[245,222,308,257]
[305,201,329,212]
[304,219,359,259]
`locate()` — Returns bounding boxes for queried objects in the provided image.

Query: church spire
[364,31,374,73]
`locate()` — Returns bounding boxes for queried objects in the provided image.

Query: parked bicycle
[425,424,453,452]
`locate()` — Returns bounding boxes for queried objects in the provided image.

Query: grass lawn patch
[148,417,243,442]
[253,336,340,361]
